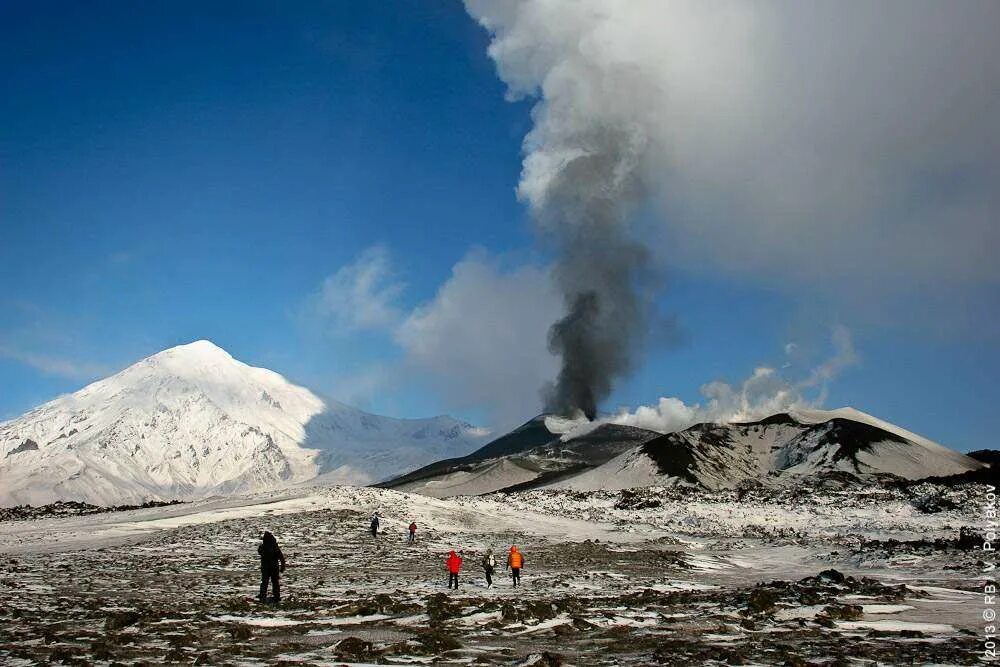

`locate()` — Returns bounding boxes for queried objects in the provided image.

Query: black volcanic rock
[640,434,700,484]
[738,413,798,427]
[968,449,1000,466]
[469,416,557,460]
[820,418,909,469]
[4,439,38,457]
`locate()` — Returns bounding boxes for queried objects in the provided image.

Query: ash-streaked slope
[0,341,489,506]
[379,415,659,497]
[551,408,984,492]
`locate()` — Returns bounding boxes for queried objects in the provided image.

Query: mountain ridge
[0,340,489,506]
[382,407,985,497]
[552,408,984,492]
[380,416,661,497]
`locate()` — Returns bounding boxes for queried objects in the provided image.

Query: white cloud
[605,327,860,434]
[308,247,562,426]
[394,250,561,427]
[310,245,404,334]
[0,344,109,380]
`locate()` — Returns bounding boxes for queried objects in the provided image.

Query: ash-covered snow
[0,481,987,665]
[386,407,983,499]
[549,409,983,493]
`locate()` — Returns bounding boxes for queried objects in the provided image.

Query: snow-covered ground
[0,482,988,664]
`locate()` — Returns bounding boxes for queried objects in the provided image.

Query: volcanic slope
[380,415,659,497]
[550,408,984,492]
[0,341,488,506]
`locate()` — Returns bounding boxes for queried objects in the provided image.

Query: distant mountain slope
[379,416,660,497]
[549,409,984,491]
[0,341,489,506]
[378,416,555,490]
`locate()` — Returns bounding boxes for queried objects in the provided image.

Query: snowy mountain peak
[0,342,489,507]
[151,339,234,363]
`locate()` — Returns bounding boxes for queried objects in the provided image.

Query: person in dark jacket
[481,549,497,588]
[258,531,286,602]
[370,512,380,538]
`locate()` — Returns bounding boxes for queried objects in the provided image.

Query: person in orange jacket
[445,550,463,589]
[507,545,524,587]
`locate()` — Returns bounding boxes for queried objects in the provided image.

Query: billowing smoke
[466,1,659,419]
[464,0,999,419]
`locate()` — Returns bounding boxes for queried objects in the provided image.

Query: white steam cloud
[606,326,859,434]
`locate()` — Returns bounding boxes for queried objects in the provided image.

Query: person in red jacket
[445,550,462,589]
[408,521,417,543]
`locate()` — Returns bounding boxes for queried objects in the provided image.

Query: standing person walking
[445,550,463,589]
[369,512,380,538]
[257,531,286,603]
[507,545,524,587]
[408,521,417,543]
[481,549,497,588]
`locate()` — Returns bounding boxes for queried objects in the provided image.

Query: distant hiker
[481,549,497,588]
[257,531,286,603]
[446,550,463,589]
[507,545,524,587]
[370,512,380,538]
[408,521,417,543]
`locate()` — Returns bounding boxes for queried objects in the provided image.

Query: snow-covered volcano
[552,408,985,491]
[381,415,660,497]
[384,407,985,496]
[0,341,489,506]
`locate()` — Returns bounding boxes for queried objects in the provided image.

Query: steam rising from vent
[550,326,861,438]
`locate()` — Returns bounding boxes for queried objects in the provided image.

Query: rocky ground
[0,500,185,522]
[0,483,992,665]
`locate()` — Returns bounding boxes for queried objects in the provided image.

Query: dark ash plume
[544,235,649,418]
[535,129,655,419]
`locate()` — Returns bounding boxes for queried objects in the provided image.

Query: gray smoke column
[465,1,660,419]
[539,135,654,418]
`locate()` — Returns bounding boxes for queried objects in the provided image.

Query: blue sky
[1,1,997,451]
